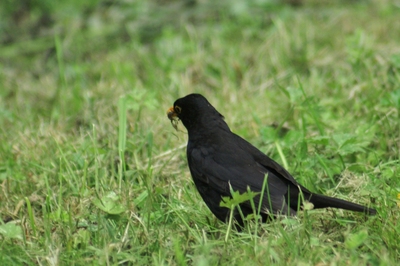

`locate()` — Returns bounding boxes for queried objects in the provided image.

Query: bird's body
[167,93,376,225]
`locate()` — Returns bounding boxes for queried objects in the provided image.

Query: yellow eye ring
[175,105,182,114]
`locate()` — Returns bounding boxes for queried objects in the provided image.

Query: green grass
[1,0,399,265]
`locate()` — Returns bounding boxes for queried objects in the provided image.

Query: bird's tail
[309,193,377,215]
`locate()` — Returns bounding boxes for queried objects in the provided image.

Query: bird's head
[167,93,226,132]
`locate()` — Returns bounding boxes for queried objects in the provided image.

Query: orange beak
[167,106,177,120]
[167,106,179,130]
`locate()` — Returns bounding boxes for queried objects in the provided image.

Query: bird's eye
[175,106,182,114]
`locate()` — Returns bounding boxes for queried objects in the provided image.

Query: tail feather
[309,193,376,215]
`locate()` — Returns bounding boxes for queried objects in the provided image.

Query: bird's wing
[233,133,314,195]
[188,144,291,214]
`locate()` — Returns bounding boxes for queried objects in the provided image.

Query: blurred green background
[1,0,399,265]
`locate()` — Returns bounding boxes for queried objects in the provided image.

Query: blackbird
[167,93,376,225]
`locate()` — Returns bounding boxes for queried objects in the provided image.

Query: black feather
[170,93,377,225]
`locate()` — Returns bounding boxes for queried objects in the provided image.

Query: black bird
[167,93,376,225]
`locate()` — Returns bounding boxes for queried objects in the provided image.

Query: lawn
[0,0,399,265]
